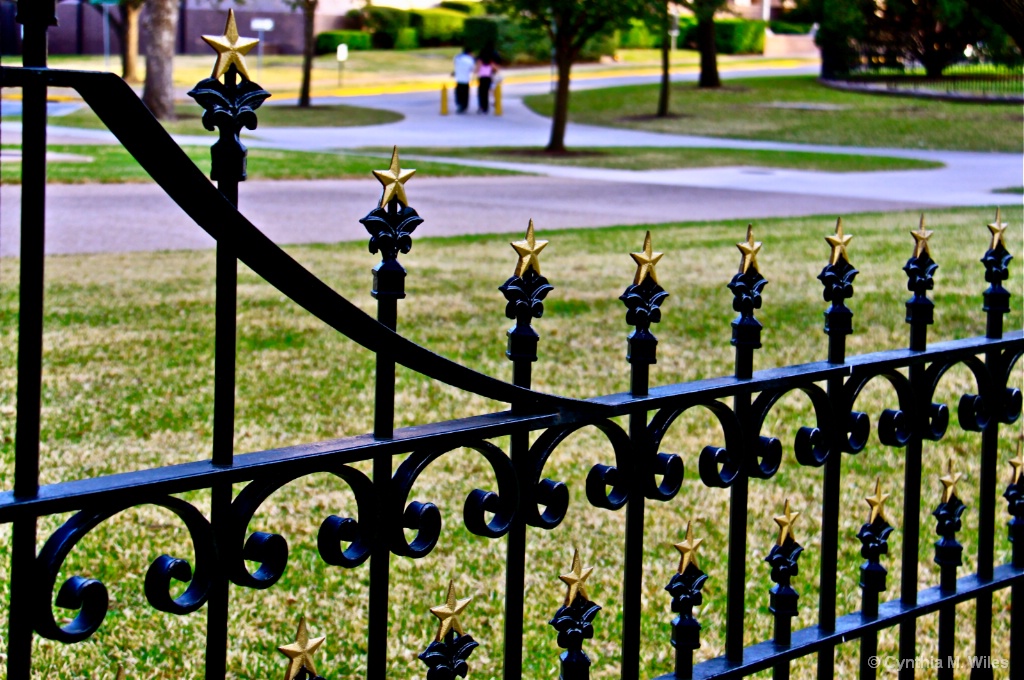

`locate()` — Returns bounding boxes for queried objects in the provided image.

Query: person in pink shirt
[476,51,499,114]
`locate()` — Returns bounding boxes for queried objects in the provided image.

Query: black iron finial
[729,225,768,379]
[981,208,1013,339]
[1005,440,1024,569]
[666,521,709,680]
[500,220,553,367]
[933,459,966,592]
[419,581,478,680]
[765,500,803,648]
[903,215,937,351]
[550,549,601,680]
[278,617,327,680]
[818,218,858,363]
[858,479,894,614]
[620,231,668,395]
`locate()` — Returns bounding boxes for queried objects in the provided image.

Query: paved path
[0,65,1017,256]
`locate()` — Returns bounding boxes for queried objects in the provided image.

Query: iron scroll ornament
[389,439,518,558]
[34,495,215,643]
[647,401,743,494]
[227,464,375,590]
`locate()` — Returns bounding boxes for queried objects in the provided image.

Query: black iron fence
[3,5,1023,680]
[827,62,1024,102]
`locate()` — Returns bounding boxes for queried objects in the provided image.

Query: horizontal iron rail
[0,332,1019,523]
[658,564,1024,680]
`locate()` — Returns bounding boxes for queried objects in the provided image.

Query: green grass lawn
[29,102,404,136]
[994,186,1024,194]
[396,146,943,172]
[0,206,1020,678]
[0,144,518,184]
[523,76,1024,152]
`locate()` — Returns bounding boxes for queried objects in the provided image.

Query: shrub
[715,19,766,54]
[465,15,614,65]
[619,18,657,49]
[440,1,487,16]
[365,6,410,49]
[394,27,420,50]
[344,9,365,31]
[409,9,466,46]
[580,29,619,61]
[463,16,502,55]
[768,20,813,34]
[315,30,371,55]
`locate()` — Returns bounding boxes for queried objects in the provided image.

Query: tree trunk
[697,16,720,88]
[298,0,317,107]
[142,0,177,120]
[656,2,671,117]
[122,2,141,83]
[546,42,573,153]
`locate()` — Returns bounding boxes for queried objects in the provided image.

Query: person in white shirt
[452,48,475,114]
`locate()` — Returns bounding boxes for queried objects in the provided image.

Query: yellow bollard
[441,83,449,116]
[494,82,502,116]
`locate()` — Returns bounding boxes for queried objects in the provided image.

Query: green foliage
[314,30,372,54]
[463,16,551,63]
[409,9,467,46]
[675,14,697,47]
[488,0,645,55]
[365,6,410,49]
[580,28,620,59]
[769,20,813,34]
[714,19,766,54]
[619,18,660,48]
[463,16,502,54]
[440,0,488,16]
[394,27,420,50]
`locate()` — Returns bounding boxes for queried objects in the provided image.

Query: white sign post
[250,18,275,81]
[336,44,349,87]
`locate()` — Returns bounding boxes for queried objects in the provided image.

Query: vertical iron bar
[9,5,52,677]
[503,357,531,680]
[621,391,647,680]
[937,560,956,680]
[1012,534,1022,679]
[860,586,880,680]
[726,342,754,663]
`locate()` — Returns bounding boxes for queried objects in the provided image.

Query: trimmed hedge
[365,6,410,49]
[768,20,813,35]
[409,8,466,46]
[394,27,420,50]
[464,15,615,64]
[676,15,697,48]
[315,30,371,55]
[440,1,487,16]
[619,18,658,49]
[715,19,766,54]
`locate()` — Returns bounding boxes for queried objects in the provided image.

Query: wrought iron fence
[3,4,1023,680]
[827,62,1024,102]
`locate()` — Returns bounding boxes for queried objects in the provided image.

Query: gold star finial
[630,230,664,285]
[910,214,934,259]
[559,548,594,607]
[201,10,260,81]
[773,499,800,546]
[737,224,762,274]
[372,146,416,208]
[673,521,704,574]
[429,580,473,642]
[987,208,1008,252]
[939,458,963,504]
[1009,438,1023,486]
[278,617,326,680]
[825,217,853,266]
[511,219,549,277]
[865,478,890,524]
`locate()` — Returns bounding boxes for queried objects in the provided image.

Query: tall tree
[142,0,177,119]
[121,0,143,82]
[678,0,727,87]
[970,0,1024,49]
[285,0,318,107]
[656,1,672,116]
[491,0,645,152]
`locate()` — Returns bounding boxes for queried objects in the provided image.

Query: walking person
[452,47,475,114]
[476,52,498,114]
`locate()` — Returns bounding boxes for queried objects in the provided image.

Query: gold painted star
[865,478,890,524]
[825,217,853,266]
[939,458,963,504]
[737,224,762,274]
[201,9,259,81]
[373,146,416,208]
[511,219,549,277]
[673,521,704,574]
[278,617,326,680]
[630,230,664,285]
[429,580,473,641]
[987,208,1008,252]
[910,214,934,259]
[773,499,800,546]
[559,548,594,607]
[1009,438,1023,486]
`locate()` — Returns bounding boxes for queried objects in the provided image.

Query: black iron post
[857,481,894,680]
[618,231,668,680]
[498,221,553,680]
[933,462,967,680]
[899,218,937,680]
[816,218,858,679]
[766,501,804,680]
[550,551,601,680]
[1004,454,1024,679]
[725,226,767,663]
[9,3,55,678]
[665,523,709,680]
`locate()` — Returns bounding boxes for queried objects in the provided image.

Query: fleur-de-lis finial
[278,617,326,680]
[773,499,800,546]
[825,217,853,266]
[201,9,260,81]
[1010,438,1023,486]
[559,548,595,606]
[910,214,934,259]
[939,458,963,504]
[511,219,549,278]
[630,230,664,285]
[673,521,704,574]
[372,146,416,208]
[737,224,762,274]
[865,478,890,524]
[987,208,1009,252]
[429,580,473,642]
